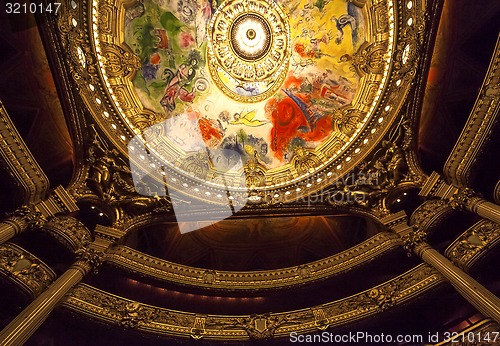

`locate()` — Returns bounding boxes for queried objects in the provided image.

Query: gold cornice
[0,103,50,204]
[33,185,79,218]
[104,232,401,290]
[443,34,500,187]
[62,264,443,340]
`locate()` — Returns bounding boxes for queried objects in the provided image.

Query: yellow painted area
[287,0,360,83]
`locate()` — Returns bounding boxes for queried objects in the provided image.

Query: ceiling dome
[86,0,416,205]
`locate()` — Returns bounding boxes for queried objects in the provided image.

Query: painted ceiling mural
[124,0,366,169]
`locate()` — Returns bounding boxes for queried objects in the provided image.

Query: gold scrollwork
[446,220,500,270]
[352,41,389,76]
[101,43,141,78]
[0,243,56,297]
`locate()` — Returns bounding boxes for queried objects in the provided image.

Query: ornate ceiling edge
[445,220,500,272]
[0,243,56,299]
[48,0,435,205]
[70,103,425,226]
[443,34,500,187]
[0,103,50,204]
[403,0,443,181]
[104,232,401,290]
[62,263,443,340]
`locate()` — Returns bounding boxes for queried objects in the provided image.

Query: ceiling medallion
[207,0,291,103]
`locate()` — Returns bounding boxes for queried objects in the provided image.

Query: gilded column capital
[449,188,479,209]
[402,228,428,255]
[74,247,104,275]
[450,188,500,224]
[7,205,46,230]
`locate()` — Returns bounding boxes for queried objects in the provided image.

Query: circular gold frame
[79,0,426,206]
[206,0,291,103]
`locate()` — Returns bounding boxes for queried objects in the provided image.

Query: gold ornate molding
[443,34,500,187]
[42,216,92,252]
[0,243,56,298]
[380,210,412,234]
[35,186,79,218]
[0,102,50,204]
[445,220,500,271]
[62,264,442,340]
[104,232,401,290]
[410,199,453,232]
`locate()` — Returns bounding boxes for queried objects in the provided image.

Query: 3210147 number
[5,2,61,14]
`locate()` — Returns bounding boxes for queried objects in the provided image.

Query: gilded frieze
[42,216,92,252]
[63,264,442,340]
[0,243,56,298]
[445,220,500,271]
[103,232,401,289]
